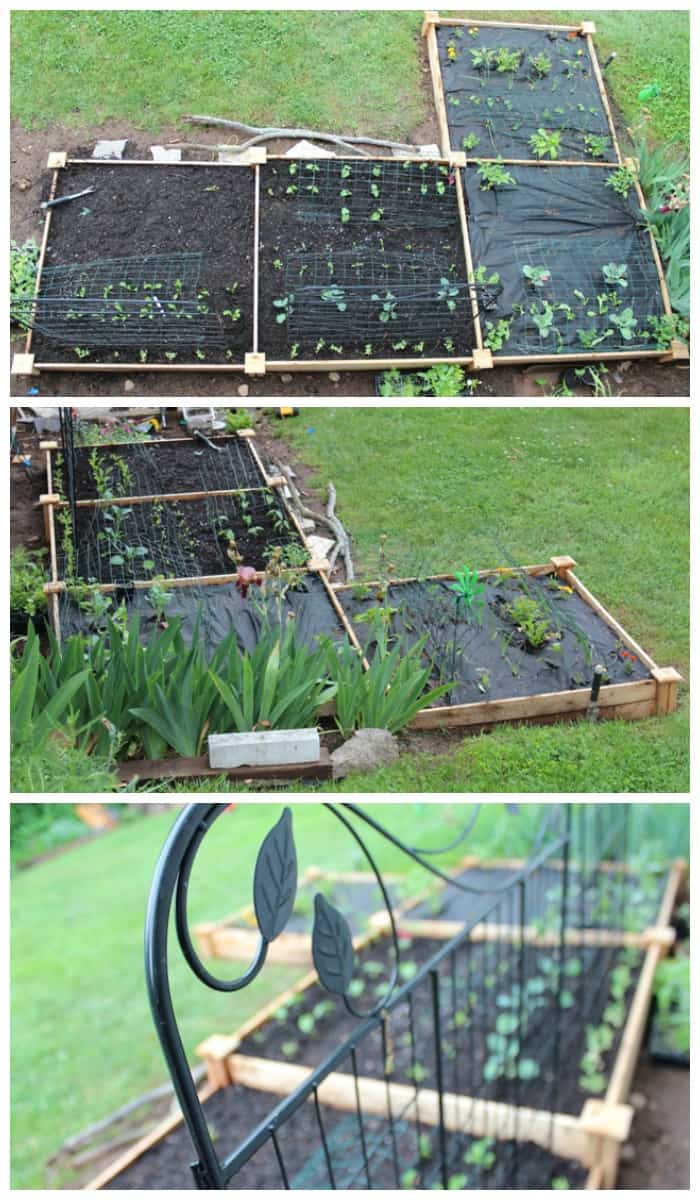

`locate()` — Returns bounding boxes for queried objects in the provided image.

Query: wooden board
[115,748,332,785]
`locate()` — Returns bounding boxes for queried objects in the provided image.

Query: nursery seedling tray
[194,867,405,966]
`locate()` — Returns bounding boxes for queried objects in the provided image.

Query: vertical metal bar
[313,1087,337,1189]
[380,1013,401,1186]
[270,1128,290,1189]
[549,806,571,1125]
[430,968,449,1189]
[350,1047,372,1188]
[407,990,423,1158]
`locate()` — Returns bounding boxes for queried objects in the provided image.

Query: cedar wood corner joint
[11,16,688,379]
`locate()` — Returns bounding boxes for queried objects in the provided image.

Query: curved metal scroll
[144,801,564,1188]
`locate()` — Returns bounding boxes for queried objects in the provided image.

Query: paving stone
[285,139,335,158]
[150,145,181,163]
[92,139,127,159]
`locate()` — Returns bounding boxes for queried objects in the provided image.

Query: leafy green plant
[462,133,480,151]
[506,596,555,648]
[577,327,613,349]
[522,265,551,289]
[9,239,39,326]
[483,317,512,350]
[10,548,48,617]
[584,134,610,159]
[273,294,295,323]
[552,1176,570,1189]
[320,285,347,312]
[609,306,638,341]
[653,955,689,1053]
[436,277,460,312]
[372,290,398,322]
[496,47,521,72]
[529,52,552,77]
[322,625,452,737]
[601,263,628,289]
[378,370,422,398]
[418,364,465,396]
[464,1138,496,1170]
[606,166,636,198]
[224,409,253,432]
[470,47,497,71]
[476,159,515,190]
[529,128,561,159]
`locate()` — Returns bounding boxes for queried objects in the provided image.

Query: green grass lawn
[11,802,688,1188]
[11,11,687,149]
[10,802,542,1188]
[268,406,689,794]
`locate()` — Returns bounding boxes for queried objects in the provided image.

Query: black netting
[16,253,227,347]
[286,158,461,227]
[282,249,475,343]
[56,488,304,584]
[464,164,666,353]
[437,24,615,161]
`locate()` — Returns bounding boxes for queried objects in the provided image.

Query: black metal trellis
[285,158,463,228]
[143,803,651,1190]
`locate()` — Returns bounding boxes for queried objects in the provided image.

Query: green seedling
[464,1138,496,1170]
[602,263,629,288]
[529,52,552,76]
[529,128,561,159]
[522,265,551,289]
[609,307,638,341]
[606,166,636,198]
[584,134,610,159]
[273,294,295,323]
[476,158,515,190]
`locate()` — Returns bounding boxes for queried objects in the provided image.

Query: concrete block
[307,534,334,559]
[150,145,181,162]
[208,728,320,769]
[392,143,441,159]
[92,139,127,159]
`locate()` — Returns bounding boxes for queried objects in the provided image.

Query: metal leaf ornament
[253,807,298,941]
[312,894,355,995]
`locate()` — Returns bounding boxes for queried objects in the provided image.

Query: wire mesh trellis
[13,253,227,348]
[287,158,462,227]
[281,249,476,343]
[134,802,672,1190]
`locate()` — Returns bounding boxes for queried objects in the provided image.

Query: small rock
[300,518,316,532]
[629,1092,647,1110]
[280,373,293,383]
[237,384,250,398]
[92,139,127,160]
[331,729,399,780]
[150,145,181,163]
[328,371,341,383]
[123,379,135,393]
[17,178,32,191]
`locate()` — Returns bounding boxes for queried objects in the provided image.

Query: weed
[584,134,610,159]
[606,166,636,198]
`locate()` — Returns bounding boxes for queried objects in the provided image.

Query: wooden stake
[651,666,683,715]
[252,162,261,353]
[26,168,59,357]
[55,485,280,510]
[432,17,580,32]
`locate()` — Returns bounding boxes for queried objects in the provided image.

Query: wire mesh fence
[288,158,462,228]
[12,253,227,348]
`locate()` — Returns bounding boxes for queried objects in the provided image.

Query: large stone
[392,143,440,159]
[331,729,399,780]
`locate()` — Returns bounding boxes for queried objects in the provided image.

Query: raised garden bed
[30,162,255,367]
[259,157,474,363]
[334,557,682,731]
[88,857,685,1190]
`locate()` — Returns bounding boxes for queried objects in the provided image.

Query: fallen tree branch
[282,467,354,581]
[182,116,417,156]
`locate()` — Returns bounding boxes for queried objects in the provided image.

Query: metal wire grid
[281,249,472,342]
[288,158,462,228]
[57,488,300,585]
[24,253,227,347]
[507,231,665,353]
[66,436,266,499]
[437,25,611,158]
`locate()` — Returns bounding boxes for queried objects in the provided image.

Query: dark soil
[259,158,474,361]
[616,1053,689,1189]
[31,163,255,365]
[58,433,265,500]
[339,573,650,705]
[105,1079,587,1190]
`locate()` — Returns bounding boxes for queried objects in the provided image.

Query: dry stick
[282,467,354,581]
[183,116,417,154]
